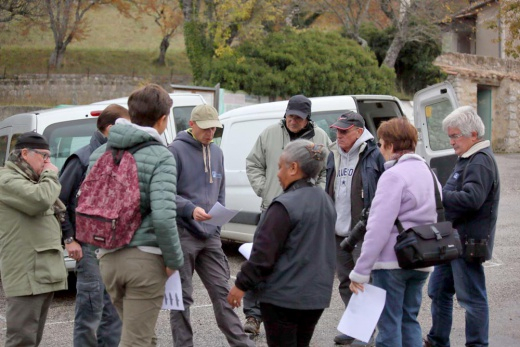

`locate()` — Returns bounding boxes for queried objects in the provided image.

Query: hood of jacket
[107,118,166,149]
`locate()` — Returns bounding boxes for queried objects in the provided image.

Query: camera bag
[394,167,462,270]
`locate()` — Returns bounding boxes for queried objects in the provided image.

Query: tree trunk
[49,43,67,69]
[382,34,405,69]
[156,36,170,66]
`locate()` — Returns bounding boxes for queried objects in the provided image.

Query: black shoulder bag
[394,167,462,269]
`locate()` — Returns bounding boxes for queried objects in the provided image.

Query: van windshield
[43,119,97,171]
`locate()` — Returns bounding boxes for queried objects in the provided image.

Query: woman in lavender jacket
[349,118,440,347]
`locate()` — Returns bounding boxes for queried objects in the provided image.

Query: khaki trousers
[99,247,167,347]
[5,292,54,347]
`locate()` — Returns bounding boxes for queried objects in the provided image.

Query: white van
[0,93,207,270]
[216,82,459,243]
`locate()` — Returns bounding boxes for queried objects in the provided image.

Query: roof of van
[219,94,400,120]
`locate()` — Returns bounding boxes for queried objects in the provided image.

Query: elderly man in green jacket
[0,132,68,347]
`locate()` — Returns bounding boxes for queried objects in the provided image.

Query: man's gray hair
[442,106,485,139]
[281,139,328,179]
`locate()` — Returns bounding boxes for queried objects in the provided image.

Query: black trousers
[260,302,324,347]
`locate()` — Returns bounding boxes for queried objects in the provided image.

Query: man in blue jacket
[59,104,129,347]
[325,111,385,346]
[168,105,253,347]
[424,106,500,347]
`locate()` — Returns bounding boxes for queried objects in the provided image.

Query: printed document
[337,284,386,343]
[162,271,184,311]
[203,202,240,227]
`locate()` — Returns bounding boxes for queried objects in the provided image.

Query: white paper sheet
[162,271,184,311]
[337,284,386,343]
[202,202,240,227]
[238,242,253,260]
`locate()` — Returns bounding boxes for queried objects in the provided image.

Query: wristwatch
[64,236,75,244]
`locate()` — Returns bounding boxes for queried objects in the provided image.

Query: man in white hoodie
[325,111,385,346]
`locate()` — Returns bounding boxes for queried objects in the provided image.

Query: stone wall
[435,53,520,153]
[0,73,191,108]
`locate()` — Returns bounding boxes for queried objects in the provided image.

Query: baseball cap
[14,131,50,150]
[330,111,365,130]
[285,95,311,119]
[190,104,222,129]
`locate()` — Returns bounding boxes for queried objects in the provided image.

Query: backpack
[75,140,162,249]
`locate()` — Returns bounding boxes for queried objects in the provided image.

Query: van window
[313,111,351,142]
[42,119,97,171]
[173,106,197,134]
[0,135,8,166]
[217,119,278,171]
[424,100,452,151]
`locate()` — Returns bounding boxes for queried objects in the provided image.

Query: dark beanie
[14,132,50,150]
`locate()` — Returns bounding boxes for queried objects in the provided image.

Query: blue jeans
[372,269,429,347]
[426,258,489,347]
[74,244,122,347]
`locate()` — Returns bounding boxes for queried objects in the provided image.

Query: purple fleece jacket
[349,154,440,283]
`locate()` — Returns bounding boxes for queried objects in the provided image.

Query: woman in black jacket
[227,139,337,347]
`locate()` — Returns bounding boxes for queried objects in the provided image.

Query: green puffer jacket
[246,120,332,209]
[0,163,67,297]
[89,123,184,270]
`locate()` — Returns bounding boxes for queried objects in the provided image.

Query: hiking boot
[244,316,261,335]
[334,333,355,345]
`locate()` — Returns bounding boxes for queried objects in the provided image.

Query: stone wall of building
[435,53,520,153]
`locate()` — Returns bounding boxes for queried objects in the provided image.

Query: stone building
[435,0,520,153]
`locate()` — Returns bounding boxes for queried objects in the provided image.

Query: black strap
[396,163,443,232]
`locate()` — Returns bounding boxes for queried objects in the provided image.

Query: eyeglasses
[30,149,51,160]
[448,133,464,140]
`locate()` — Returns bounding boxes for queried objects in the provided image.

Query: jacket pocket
[34,247,67,284]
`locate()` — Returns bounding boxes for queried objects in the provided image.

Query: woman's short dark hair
[282,139,328,179]
[127,84,173,127]
[377,117,417,152]
[96,104,130,132]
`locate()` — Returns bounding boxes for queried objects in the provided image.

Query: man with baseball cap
[168,105,254,347]
[0,132,68,346]
[244,94,331,334]
[325,111,385,345]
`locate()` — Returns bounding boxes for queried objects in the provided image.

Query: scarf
[8,152,66,222]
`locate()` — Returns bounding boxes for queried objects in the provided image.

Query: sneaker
[244,316,261,335]
[334,333,355,345]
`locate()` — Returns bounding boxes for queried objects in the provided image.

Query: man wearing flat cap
[168,105,254,347]
[325,111,385,345]
[244,94,331,334]
[0,131,68,346]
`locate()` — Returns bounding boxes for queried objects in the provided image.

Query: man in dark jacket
[424,106,500,347]
[168,105,253,347]
[59,104,129,347]
[325,111,385,346]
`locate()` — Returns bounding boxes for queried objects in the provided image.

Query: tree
[43,0,112,69]
[208,29,396,99]
[317,0,372,47]
[131,0,184,66]
[0,0,42,23]
[497,0,520,59]
[179,0,286,84]
[361,23,445,94]
[377,0,444,69]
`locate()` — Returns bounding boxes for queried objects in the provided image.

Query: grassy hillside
[0,6,191,76]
